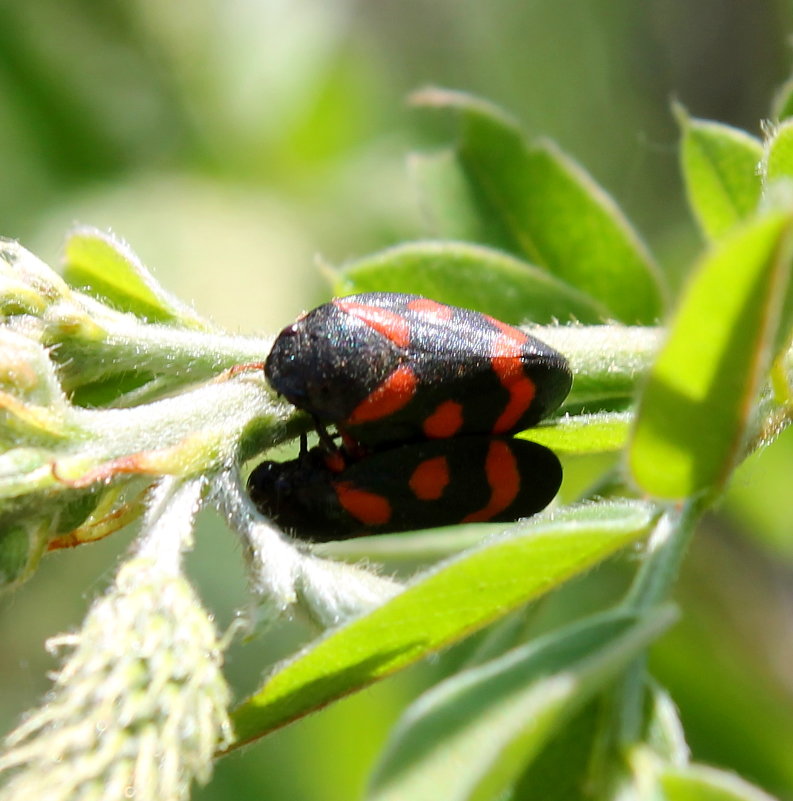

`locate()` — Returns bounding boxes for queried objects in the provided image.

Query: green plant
[1,86,791,800]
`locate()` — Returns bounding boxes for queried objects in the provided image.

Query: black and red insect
[264,292,572,448]
[247,435,562,541]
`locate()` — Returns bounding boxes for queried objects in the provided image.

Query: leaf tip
[671,99,690,131]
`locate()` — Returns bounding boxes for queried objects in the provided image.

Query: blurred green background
[3,1,793,799]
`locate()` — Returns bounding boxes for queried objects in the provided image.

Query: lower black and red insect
[265,292,572,448]
[247,436,562,541]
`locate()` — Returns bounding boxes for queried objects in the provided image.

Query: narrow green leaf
[63,227,212,329]
[411,88,664,324]
[643,683,690,765]
[334,240,608,325]
[630,211,793,498]
[366,607,675,801]
[316,522,514,565]
[518,412,631,454]
[0,519,49,591]
[660,763,781,801]
[765,119,793,182]
[228,500,656,748]
[677,109,763,240]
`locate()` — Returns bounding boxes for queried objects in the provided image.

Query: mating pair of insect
[248,292,572,541]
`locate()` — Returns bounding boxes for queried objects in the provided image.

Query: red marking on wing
[347,365,418,424]
[406,298,454,320]
[323,451,348,473]
[462,440,520,522]
[409,456,450,500]
[334,482,392,525]
[490,335,536,433]
[335,299,411,348]
[422,399,464,438]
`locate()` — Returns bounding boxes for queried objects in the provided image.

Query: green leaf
[678,108,763,240]
[518,412,631,454]
[411,88,664,324]
[764,119,793,183]
[333,240,608,325]
[63,227,213,329]
[660,764,782,801]
[228,500,656,748]
[630,210,793,498]
[365,606,675,801]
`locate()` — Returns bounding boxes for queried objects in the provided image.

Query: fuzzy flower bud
[0,520,233,801]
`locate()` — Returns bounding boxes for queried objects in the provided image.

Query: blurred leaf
[771,77,793,123]
[677,109,763,240]
[333,240,608,325]
[63,227,212,329]
[660,764,781,801]
[651,530,793,796]
[630,210,793,498]
[722,425,793,561]
[229,500,656,747]
[644,684,690,766]
[411,88,665,324]
[365,606,674,801]
[510,700,602,801]
[508,679,688,801]
[409,151,491,243]
[0,518,49,591]
[764,119,793,182]
[519,412,631,454]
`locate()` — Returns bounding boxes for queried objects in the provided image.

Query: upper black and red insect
[264,292,572,448]
[251,292,572,539]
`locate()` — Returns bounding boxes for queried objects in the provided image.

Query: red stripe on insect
[422,400,464,438]
[490,335,536,433]
[462,440,520,522]
[406,298,454,320]
[336,299,411,348]
[485,315,529,346]
[409,456,450,500]
[347,365,418,424]
[334,483,392,525]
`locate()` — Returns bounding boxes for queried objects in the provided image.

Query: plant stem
[530,324,662,406]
